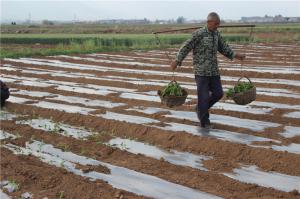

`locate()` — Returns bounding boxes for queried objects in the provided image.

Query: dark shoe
[200,112,210,123]
[201,119,213,129]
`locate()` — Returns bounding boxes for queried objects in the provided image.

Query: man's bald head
[207,12,220,22]
[207,12,220,32]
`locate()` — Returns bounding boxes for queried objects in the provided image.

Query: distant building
[241,15,300,23]
[287,17,300,22]
[96,19,150,24]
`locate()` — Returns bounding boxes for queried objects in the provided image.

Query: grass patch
[0,33,253,58]
[2,23,299,34]
[3,23,298,58]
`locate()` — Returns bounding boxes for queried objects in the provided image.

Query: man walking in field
[170,12,245,128]
[0,80,10,108]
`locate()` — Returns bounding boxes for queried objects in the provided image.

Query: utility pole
[28,12,31,24]
[73,14,77,24]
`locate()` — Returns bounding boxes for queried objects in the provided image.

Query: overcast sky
[1,0,299,22]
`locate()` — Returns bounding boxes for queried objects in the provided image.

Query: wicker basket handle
[235,76,253,87]
[169,80,178,84]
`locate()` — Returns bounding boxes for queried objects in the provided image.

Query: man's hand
[235,53,246,61]
[170,60,178,71]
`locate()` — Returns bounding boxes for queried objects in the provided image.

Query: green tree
[176,16,186,24]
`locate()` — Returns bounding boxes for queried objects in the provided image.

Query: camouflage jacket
[176,26,235,76]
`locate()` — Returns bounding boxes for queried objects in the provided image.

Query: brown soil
[1,149,147,199]
[1,42,300,199]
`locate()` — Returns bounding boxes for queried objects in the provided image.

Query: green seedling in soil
[30,135,36,141]
[161,81,184,97]
[88,127,96,132]
[87,134,98,141]
[14,147,23,154]
[226,82,254,98]
[111,128,117,136]
[80,148,87,155]
[120,142,128,150]
[58,191,65,199]
[15,133,22,138]
[49,160,55,164]
[53,122,62,133]
[102,129,117,137]
[92,156,97,159]
[124,135,134,141]
[87,133,104,144]
[63,130,69,136]
[57,143,70,152]
[8,180,19,192]
[124,135,132,140]
[37,142,45,152]
[31,111,39,119]
[60,160,66,168]
[40,123,52,132]
[106,143,113,147]
[99,130,107,135]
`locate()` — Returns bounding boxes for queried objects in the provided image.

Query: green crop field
[1,23,299,58]
[2,23,299,34]
[0,34,253,58]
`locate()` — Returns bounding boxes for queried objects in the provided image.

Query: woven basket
[232,76,256,105]
[157,89,188,108]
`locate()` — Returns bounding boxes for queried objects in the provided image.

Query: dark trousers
[195,75,223,123]
[1,89,10,107]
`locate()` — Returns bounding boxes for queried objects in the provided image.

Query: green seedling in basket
[161,81,184,97]
[226,82,254,98]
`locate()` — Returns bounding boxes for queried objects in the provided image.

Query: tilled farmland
[1,42,300,199]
